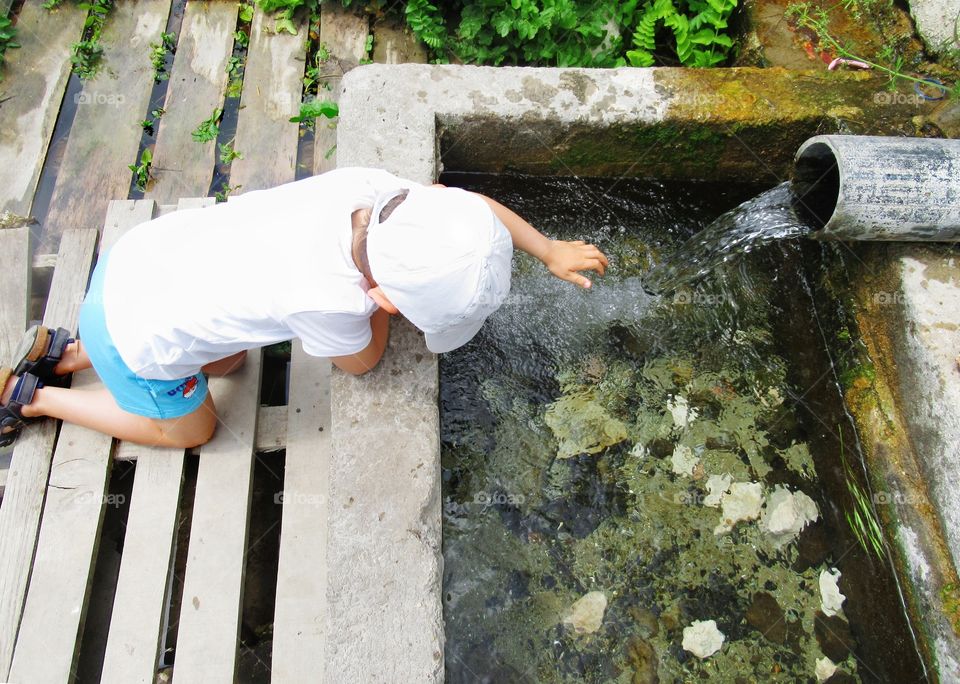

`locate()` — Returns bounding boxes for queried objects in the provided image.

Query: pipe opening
[792,142,840,230]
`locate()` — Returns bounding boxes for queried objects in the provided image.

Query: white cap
[366,185,513,353]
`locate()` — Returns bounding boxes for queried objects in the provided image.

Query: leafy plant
[71,0,114,79]
[215,183,241,202]
[787,1,959,97]
[192,108,223,143]
[0,14,19,79]
[289,98,338,128]
[149,31,176,82]
[219,141,244,164]
[128,147,153,192]
[627,0,737,67]
[139,118,155,135]
[225,55,244,98]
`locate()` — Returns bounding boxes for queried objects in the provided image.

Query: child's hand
[542,240,609,289]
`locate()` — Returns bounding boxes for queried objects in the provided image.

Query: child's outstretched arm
[472,193,608,288]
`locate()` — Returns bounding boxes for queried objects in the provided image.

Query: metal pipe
[792,135,960,240]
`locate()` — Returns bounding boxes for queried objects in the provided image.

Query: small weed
[70,0,114,79]
[192,108,223,143]
[139,118,155,135]
[838,426,885,561]
[234,29,249,48]
[151,106,165,119]
[149,31,176,82]
[359,33,373,64]
[215,183,241,202]
[128,147,153,192]
[218,141,244,164]
[225,55,244,98]
[239,2,255,23]
[289,98,338,128]
[0,14,20,80]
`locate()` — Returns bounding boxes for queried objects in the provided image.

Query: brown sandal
[0,367,41,448]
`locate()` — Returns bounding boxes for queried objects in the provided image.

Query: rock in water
[714,481,764,534]
[819,568,846,617]
[815,656,837,682]
[545,389,628,459]
[562,591,608,634]
[703,473,732,508]
[682,619,724,658]
[670,444,700,477]
[745,592,786,643]
[761,485,819,544]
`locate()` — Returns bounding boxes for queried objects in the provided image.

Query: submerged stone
[714,481,764,534]
[816,656,838,682]
[761,486,819,544]
[666,395,698,430]
[545,388,628,459]
[703,473,732,507]
[814,612,855,662]
[745,592,786,643]
[670,444,700,477]
[819,568,846,618]
[681,619,725,658]
[562,590,608,634]
[625,635,660,683]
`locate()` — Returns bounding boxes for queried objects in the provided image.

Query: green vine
[0,14,18,80]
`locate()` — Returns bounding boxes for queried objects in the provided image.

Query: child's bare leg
[201,350,247,377]
[17,383,217,448]
[53,340,92,375]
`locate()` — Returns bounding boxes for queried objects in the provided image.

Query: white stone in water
[703,473,733,508]
[815,656,838,682]
[562,591,608,634]
[761,486,819,544]
[670,444,699,477]
[682,619,725,659]
[714,482,764,534]
[819,568,846,617]
[667,395,698,429]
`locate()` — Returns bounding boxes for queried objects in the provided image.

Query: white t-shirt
[102,167,418,380]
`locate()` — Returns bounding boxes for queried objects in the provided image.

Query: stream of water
[438,173,925,683]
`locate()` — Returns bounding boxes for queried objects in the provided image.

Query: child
[0,167,608,449]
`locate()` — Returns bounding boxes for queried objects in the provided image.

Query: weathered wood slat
[0,228,98,680]
[314,4,368,175]
[271,343,330,681]
[0,226,29,384]
[146,0,239,203]
[99,198,197,684]
[373,21,428,64]
[229,7,306,192]
[9,202,157,683]
[37,0,172,256]
[172,361,262,682]
[0,0,87,215]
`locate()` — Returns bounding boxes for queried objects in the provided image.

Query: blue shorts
[79,252,208,420]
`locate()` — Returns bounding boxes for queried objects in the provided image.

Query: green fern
[628,0,737,67]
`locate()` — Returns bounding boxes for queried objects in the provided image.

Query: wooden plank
[172,358,262,682]
[0,226,29,384]
[97,198,192,684]
[0,0,87,215]
[271,343,330,682]
[0,228,98,680]
[37,0,172,256]
[314,4,368,175]
[372,21,428,64]
[9,202,157,683]
[100,444,184,683]
[146,0,239,204]
[229,7,306,192]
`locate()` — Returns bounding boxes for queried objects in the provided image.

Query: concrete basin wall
[333,63,958,681]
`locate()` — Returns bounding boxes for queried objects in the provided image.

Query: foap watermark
[673,289,726,307]
[74,491,126,507]
[274,490,323,506]
[75,91,126,108]
[672,92,728,108]
[872,490,924,506]
[872,291,904,306]
[473,490,525,509]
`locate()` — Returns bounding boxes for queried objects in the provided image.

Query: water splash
[643,182,809,294]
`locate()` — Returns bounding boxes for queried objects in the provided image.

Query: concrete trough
[333,63,960,681]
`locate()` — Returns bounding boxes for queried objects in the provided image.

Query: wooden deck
[0,1,424,680]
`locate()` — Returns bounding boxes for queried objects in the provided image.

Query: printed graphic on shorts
[167,375,200,399]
